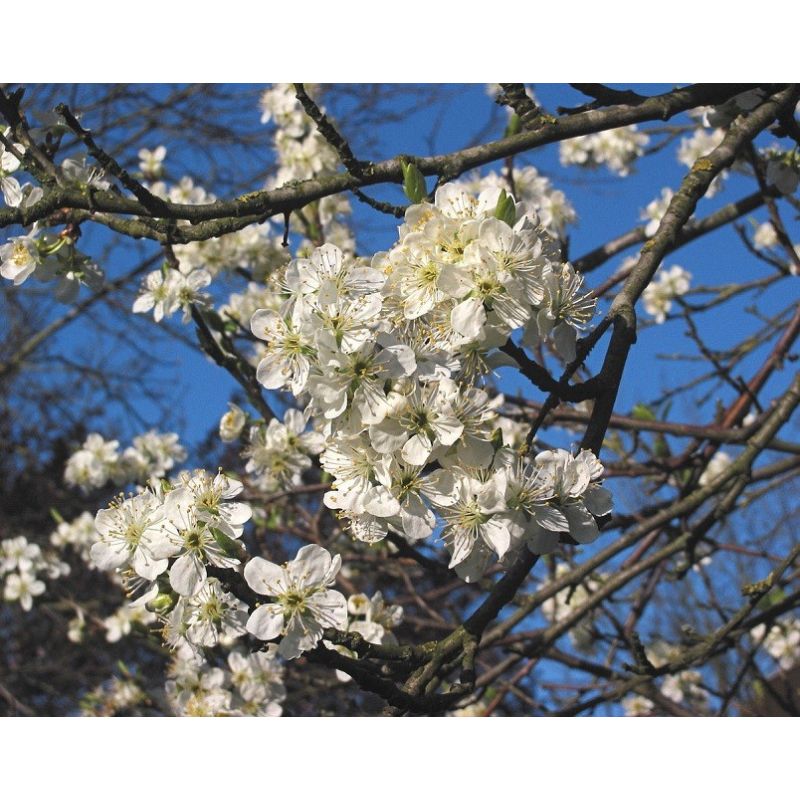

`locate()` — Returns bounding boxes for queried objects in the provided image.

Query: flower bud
[146,592,176,614]
[401,162,427,204]
[494,189,516,227]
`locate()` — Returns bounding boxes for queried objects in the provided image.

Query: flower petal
[246,603,285,641]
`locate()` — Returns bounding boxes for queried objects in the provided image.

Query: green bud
[266,508,282,530]
[631,402,656,422]
[653,434,670,459]
[505,114,521,137]
[49,507,65,525]
[401,161,427,204]
[490,427,505,450]
[757,587,786,610]
[494,189,516,227]
[146,593,177,614]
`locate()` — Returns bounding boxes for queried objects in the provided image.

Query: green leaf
[653,434,671,459]
[756,587,786,610]
[632,402,656,422]
[211,528,242,558]
[266,509,283,530]
[504,114,521,137]
[494,189,516,226]
[401,162,427,203]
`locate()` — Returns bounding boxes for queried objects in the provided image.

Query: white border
[2,717,797,797]
[8,1,797,82]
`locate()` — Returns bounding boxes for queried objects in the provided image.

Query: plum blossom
[642,266,691,324]
[244,544,348,659]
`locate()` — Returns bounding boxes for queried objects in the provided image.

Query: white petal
[244,557,286,596]
[290,544,334,586]
[246,603,285,641]
[532,504,570,532]
[447,527,476,568]
[525,523,560,554]
[131,547,168,582]
[563,504,600,544]
[401,432,433,466]
[552,323,577,362]
[256,354,288,390]
[430,415,463,446]
[451,297,486,339]
[364,486,401,518]
[583,485,613,517]
[369,420,408,454]
[400,497,435,540]
[170,552,207,596]
[90,541,128,571]
[221,501,252,528]
[481,518,511,559]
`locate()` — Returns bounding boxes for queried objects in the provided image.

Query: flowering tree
[2,82,800,716]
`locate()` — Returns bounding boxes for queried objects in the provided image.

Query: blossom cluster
[1,535,69,611]
[642,265,692,324]
[50,511,98,567]
[103,602,157,643]
[1,141,113,299]
[243,408,324,492]
[640,187,674,238]
[89,466,351,663]
[133,265,212,323]
[129,144,290,324]
[247,183,612,581]
[81,676,148,717]
[459,165,577,238]
[698,450,732,488]
[244,544,348,658]
[91,470,251,608]
[259,83,355,255]
[751,617,800,670]
[0,226,104,301]
[219,281,283,333]
[677,128,727,197]
[328,591,405,682]
[260,83,338,187]
[753,221,779,251]
[559,126,649,176]
[622,641,712,715]
[540,562,609,651]
[64,430,186,490]
[165,644,286,716]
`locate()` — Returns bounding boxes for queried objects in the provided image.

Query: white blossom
[642,266,691,324]
[560,126,649,176]
[244,544,348,659]
[698,451,733,487]
[219,404,247,442]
